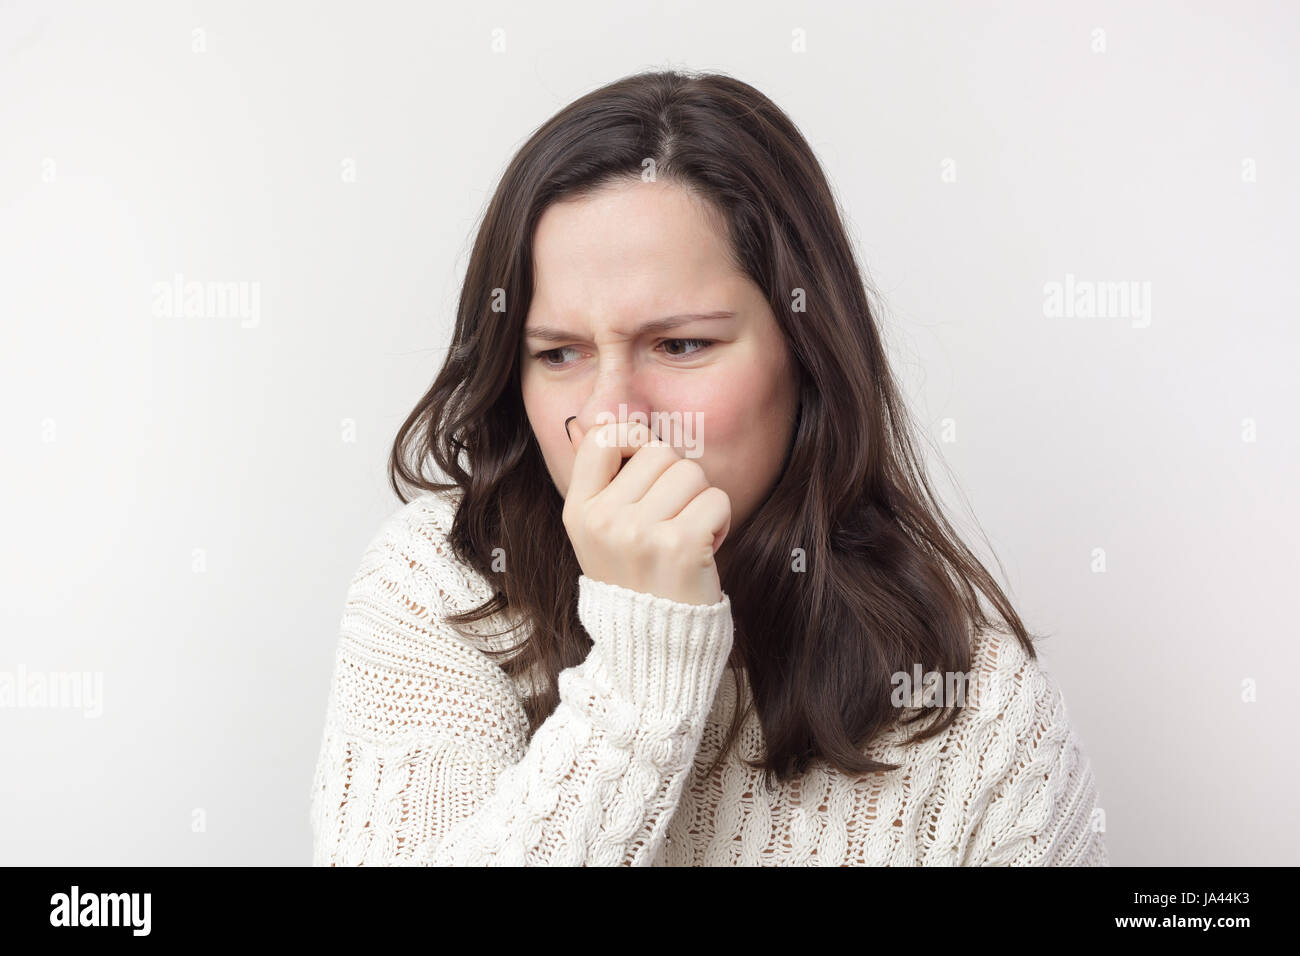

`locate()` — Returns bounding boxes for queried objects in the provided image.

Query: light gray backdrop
[2,0,1296,865]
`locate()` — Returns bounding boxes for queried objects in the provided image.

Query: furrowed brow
[523,310,735,343]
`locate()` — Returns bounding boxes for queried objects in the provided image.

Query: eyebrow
[523,310,736,343]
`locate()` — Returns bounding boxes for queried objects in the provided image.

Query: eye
[530,338,714,369]
[658,338,713,358]
[531,346,581,369]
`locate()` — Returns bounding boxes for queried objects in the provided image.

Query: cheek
[668,382,752,474]
[522,376,569,477]
[683,366,792,494]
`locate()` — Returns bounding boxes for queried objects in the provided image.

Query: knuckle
[667,457,706,484]
[642,442,678,467]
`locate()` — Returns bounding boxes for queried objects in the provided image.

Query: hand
[563,419,731,606]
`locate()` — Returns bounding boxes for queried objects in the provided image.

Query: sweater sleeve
[309,498,734,867]
[958,645,1109,867]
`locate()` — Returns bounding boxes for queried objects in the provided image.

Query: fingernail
[564,416,577,444]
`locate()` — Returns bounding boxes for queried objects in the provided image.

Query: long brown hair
[389,68,1040,791]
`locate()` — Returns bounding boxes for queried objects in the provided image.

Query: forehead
[529,180,740,316]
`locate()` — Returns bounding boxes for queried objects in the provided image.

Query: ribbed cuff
[577,575,734,720]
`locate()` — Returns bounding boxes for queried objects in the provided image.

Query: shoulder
[880,622,1091,803]
[958,624,1078,758]
[344,486,512,638]
[329,486,531,751]
[358,486,464,559]
[954,625,1106,863]
[878,622,1073,765]
[351,486,490,608]
[977,624,1076,738]
[964,624,1100,809]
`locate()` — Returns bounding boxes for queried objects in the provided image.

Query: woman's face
[519,178,799,561]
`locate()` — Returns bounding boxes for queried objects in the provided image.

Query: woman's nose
[571,404,658,440]
[570,367,657,441]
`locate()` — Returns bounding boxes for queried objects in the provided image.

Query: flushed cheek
[676,403,742,487]
[696,381,791,490]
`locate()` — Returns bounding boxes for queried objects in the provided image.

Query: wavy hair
[389,68,1040,790]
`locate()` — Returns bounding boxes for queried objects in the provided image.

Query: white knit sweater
[310,487,1109,866]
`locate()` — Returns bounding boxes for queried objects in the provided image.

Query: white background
[2,0,1296,865]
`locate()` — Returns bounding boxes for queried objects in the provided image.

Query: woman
[310,69,1109,866]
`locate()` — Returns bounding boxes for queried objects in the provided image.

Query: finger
[670,486,732,555]
[566,420,655,505]
[604,430,687,504]
[634,456,709,523]
[568,417,659,456]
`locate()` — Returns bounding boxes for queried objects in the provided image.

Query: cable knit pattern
[310,487,1109,866]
